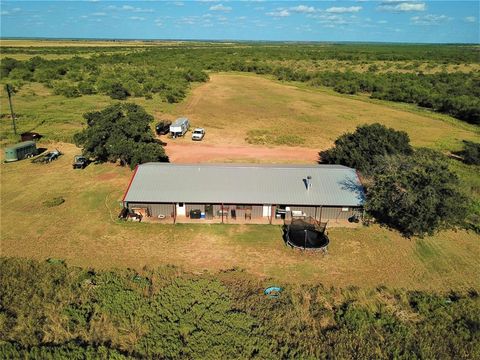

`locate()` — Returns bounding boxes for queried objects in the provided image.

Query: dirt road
[164,141,319,164]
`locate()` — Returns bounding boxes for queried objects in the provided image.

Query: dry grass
[1,73,479,290]
[0,39,158,47]
[174,73,479,151]
[1,143,479,291]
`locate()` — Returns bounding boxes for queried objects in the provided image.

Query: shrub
[107,83,130,100]
[462,140,480,165]
[42,197,65,207]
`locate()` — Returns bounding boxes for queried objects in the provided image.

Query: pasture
[1,73,478,151]
[1,141,479,291]
[1,54,479,291]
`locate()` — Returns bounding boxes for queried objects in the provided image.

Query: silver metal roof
[124,163,365,206]
[171,117,189,126]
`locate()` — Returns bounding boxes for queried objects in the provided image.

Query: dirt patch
[97,173,118,181]
[165,141,319,164]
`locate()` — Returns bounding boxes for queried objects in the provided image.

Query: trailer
[4,141,38,162]
[169,117,190,138]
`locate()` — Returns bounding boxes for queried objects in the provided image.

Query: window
[179,203,184,207]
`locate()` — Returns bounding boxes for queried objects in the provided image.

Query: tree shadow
[339,177,366,204]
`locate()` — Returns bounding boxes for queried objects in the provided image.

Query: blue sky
[1,1,478,43]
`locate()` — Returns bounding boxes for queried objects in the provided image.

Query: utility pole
[5,84,17,135]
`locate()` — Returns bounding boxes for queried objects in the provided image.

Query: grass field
[2,73,478,151]
[1,142,479,290]
[1,72,479,291]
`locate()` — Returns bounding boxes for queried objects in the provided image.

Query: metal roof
[171,117,189,126]
[5,141,36,150]
[123,163,365,206]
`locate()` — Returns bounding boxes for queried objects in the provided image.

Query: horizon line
[1,36,478,46]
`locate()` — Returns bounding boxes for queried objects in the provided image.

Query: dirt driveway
[164,141,319,164]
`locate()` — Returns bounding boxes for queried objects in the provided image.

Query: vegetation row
[1,44,479,123]
[1,258,479,359]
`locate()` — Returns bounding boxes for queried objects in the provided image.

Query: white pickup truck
[191,128,205,141]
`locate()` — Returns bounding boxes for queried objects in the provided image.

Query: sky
[0,1,478,43]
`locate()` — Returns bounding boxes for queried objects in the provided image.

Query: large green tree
[366,149,469,237]
[74,103,168,168]
[321,123,413,175]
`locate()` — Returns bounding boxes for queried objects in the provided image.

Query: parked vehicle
[20,132,42,142]
[155,120,172,135]
[72,155,89,169]
[4,141,37,162]
[191,128,205,141]
[169,117,190,138]
[32,149,62,164]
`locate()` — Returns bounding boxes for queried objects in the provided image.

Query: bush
[77,81,96,95]
[107,83,130,100]
[42,197,65,207]
[1,258,480,359]
[53,82,81,98]
[462,141,480,165]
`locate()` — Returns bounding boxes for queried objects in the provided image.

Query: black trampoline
[283,220,329,251]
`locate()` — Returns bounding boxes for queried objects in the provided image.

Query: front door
[176,203,186,216]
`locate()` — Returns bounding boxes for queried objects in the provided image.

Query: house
[122,163,365,224]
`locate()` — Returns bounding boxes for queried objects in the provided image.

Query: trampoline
[283,220,329,251]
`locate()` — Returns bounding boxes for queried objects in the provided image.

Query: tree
[366,149,469,237]
[321,123,413,175]
[461,141,480,165]
[74,103,168,168]
[107,82,130,100]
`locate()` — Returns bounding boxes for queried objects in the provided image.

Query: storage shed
[122,163,365,224]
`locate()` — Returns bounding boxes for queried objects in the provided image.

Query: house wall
[320,206,360,221]
[127,202,363,223]
[128,203,174,218]
[185,204,206,213]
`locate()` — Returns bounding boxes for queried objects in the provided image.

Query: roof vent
[305,176,312,190]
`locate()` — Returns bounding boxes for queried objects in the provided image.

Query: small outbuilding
[122,163,365,224]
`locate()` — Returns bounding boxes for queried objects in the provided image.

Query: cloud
[411,14,450,25]
[130,16,146,21]
[378,2,426,12]
[290,5,316,14]
[266,9,290,17]
[91,12,107,16]
[378,20,388,24]
[326,6,362,13]
[108,5,153,13]
[310,13,352,26]
[173,1,184,6]
[209,4,232,12]
[464,16,476,23]
[1,11,10,15]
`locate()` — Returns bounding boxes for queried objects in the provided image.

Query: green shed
[4,141,37,162]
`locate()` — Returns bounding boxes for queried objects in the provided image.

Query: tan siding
[251,205,263,218]
[290,206,316,218]
[128,203,173,218]
[321,206,358,221]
